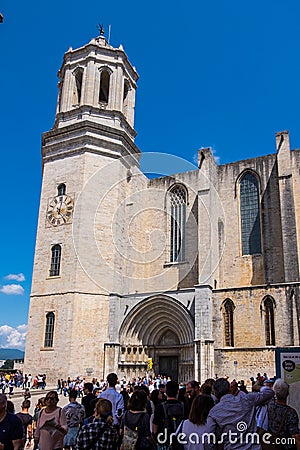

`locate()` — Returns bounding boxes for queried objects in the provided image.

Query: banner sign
[275,347,300,418]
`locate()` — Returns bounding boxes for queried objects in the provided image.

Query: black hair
[69,389,77,399]
[166,380,179,398]
[107,373,118,387]
[84,382,93,393]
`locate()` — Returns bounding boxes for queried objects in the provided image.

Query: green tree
[1,359,14,370]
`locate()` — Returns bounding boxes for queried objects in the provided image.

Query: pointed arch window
[57,183,66,196]
[223,299,235,347]
[49,244,61,277]
[263,297,275,346]
[99,70,110,103]
[123,80,130,102]
[240,172,261,255]
[73,68,83,105]
[169,185,186,262]
[123,79,130,117]
[44,312,55,348]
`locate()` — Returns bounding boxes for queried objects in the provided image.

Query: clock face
[46,194,74,226]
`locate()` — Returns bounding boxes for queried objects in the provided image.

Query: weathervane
[97,23,105,36]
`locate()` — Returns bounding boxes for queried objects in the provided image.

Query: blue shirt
[99,388,124,425]
[205,388,274,450]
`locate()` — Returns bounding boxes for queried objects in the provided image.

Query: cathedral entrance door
[159,356,178,381]
[118,295,195,382]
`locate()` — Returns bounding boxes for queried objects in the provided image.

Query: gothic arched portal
[118,295,195,382]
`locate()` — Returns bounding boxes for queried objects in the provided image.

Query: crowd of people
[0,371,299,450]
[0,372,47,396]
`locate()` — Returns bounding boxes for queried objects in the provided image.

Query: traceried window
[263,297,275,346]
[57,183,66,196]
[223,299,235,347]
[73,68,83,105]
[240,172,261,255]
[99,70,110,103]
[44,312,55,348]
[49,244,61,277]
[169,186,186,262]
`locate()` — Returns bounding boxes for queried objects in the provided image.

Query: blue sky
[1,0,300,349]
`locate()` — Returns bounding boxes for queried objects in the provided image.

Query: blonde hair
[95,398,114,426]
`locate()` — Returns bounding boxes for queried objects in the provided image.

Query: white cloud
[5,273,25,282]
[0,284,24,295]
[0,324,27,350]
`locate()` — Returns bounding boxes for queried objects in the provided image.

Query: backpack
[121,411,143,450]
[162,401,184,434]
[162,401,185,449]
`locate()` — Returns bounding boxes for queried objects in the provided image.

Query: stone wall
[214,347,276,382]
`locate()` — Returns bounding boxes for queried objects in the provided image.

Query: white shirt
[176,419,208,450]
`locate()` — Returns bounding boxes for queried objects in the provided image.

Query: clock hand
[56,199,64,216]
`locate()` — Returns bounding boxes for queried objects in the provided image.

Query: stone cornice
[215,346,276,352]
[54,106,137,139]
[214,281,300,293]
[42,120,141,164]
[30,291,110,298]
[59,42,138,82]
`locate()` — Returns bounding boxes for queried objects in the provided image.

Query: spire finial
[97,23,105,36]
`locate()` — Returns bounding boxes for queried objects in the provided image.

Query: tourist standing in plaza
[76,398,118,449]
[81,383,95,420]
[34,391,67,450]
[27,375,32,389]
[264,379,300,450]
[16,400,33,449]
[177,394,214,450]
[152,381,184,449]
[32,397,45,437]
[185,380,200,416]
[120,389,154,449]
[204,377,274,450]
[99,373,124,427]
[63,390,85,450]
[0,393,23,450]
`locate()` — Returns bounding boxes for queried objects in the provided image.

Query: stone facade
[25,33,300,384]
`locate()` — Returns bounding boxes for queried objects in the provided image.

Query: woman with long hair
[120,389,155,449]
[34,390,67,450]
[150,389,163,408]
[76,398,118,449]
[176,394,214,450]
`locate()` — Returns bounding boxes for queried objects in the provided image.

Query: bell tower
[47,29,139,161]
[25,31,142,381]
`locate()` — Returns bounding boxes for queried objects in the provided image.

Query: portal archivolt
[118,295,195,381]
[119,295,194,345]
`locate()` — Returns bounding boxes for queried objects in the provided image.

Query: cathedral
[24,31,300,384]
